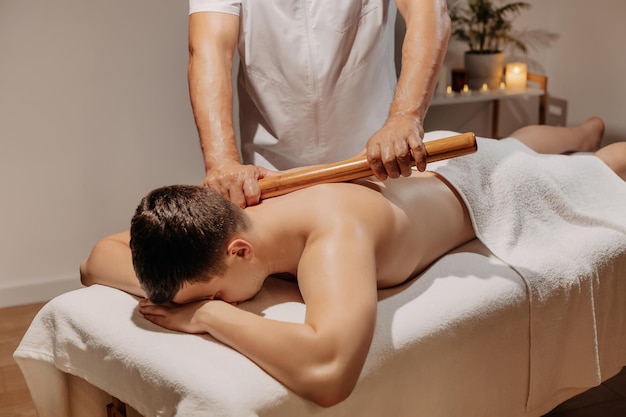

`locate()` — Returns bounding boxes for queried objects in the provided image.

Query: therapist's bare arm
[80,231,146,298]
[189,12,270,208]
[365,0,451,179]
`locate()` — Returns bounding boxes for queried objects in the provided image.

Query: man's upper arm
[394,0,448,20]
[80,231,147,298]
[189,11,239,57]
[187,7,241,168]
[296,227,379,379]
[189,0,241,16]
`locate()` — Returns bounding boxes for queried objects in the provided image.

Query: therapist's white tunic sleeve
[190,0,397,170]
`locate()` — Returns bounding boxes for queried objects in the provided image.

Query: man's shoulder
[265,181,384,217]
[281,182,393,229]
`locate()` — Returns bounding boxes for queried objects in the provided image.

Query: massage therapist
[187,0,451,207]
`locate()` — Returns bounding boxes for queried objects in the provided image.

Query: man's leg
[509,117,604,154]
[509,117,626,181]
[594,142,626,181]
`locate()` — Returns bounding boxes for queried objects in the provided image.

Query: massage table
[14,132,626,417]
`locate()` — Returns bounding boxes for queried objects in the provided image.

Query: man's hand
[203,161,276,208]
[364,115,426,180]
[139,299,214,334]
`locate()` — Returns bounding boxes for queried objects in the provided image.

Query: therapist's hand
[364,115,426,180]
[203,161,274,208]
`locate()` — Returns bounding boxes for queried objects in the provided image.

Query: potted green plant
[449,0,531,89]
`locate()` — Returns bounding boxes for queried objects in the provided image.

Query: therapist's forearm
[188,13,241,172]
[392,0,451,121]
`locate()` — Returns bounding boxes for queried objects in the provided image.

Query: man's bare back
[252,170,474,289]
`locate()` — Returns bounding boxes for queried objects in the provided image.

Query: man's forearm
[188,12,241,172]
[392,0,451,121]
[198,301,370,406]
[80,232,146,298]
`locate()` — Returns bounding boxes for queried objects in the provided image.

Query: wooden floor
[1,302,625,417]
[0,302,45,417]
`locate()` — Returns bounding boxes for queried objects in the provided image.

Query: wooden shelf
[428,73,548,138]
[430,87,544,106]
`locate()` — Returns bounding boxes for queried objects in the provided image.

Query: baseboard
[0,274,83,308]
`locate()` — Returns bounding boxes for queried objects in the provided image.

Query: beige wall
[0,0,202,306]
[2,0,625,307]
[427,0,626,145]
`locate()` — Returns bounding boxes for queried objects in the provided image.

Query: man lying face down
[81,118,626,407]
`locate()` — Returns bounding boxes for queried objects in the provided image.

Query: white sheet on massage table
[14,239,626,417]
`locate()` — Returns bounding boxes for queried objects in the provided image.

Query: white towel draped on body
[426,131,626,411]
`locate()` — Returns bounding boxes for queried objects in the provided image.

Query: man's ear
[226,238,253,259]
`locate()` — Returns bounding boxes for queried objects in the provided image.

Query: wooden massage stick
[258,132,477,199]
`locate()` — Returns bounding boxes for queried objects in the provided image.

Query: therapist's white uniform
[190,0,398,169]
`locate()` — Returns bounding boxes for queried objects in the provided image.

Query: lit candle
[505,63,527,91]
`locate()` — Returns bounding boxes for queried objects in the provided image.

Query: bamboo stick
[258,132,477,199]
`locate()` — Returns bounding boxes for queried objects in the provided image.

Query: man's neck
[245,203,305,277]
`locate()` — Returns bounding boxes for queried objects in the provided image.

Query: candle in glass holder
[451,68,468,92]
[505,63,527,90]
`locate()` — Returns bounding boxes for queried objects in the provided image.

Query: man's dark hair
[130,185,249,304]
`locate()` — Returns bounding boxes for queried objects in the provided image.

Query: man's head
[130,185,249,304]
